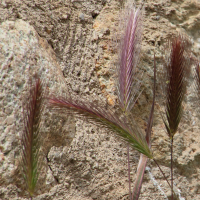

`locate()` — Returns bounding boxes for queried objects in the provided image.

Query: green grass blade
[49,96,153,158]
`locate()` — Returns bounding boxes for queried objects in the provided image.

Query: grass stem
[171,137,174,200]
[153,159,171,189]
[127,145,132,200]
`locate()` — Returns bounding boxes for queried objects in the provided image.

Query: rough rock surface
[0,0,200,199]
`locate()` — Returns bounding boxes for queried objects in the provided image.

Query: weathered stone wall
[0,0,200,199]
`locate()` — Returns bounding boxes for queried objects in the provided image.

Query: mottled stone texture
[1,0,200,199]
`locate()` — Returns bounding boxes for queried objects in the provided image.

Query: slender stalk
[171,137,174,200]
[131,154,148,200]
[131,54,156,200]
[153,159,171,189]
[153,159,178,199]
[153,158,178,199]
[127,145,132,200]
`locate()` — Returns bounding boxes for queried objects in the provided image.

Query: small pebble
[79,13,85,21]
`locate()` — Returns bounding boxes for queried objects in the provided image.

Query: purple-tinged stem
[127,145,132,200]
[153,159,171,189]
[171,137,174,200]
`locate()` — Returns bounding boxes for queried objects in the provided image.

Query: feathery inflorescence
[163,35,189,138]
[117,4,155,199]
[49,96,152,158]
[161,35,191,200]
[49,4,153,200]
[118,6,143,113]
[21,78,44,198]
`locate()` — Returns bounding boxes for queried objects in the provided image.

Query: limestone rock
[0,19,75,198]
